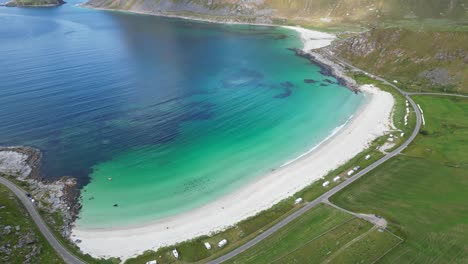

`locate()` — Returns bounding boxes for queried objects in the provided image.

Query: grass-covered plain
[0,184,63,263]
[330,95,468,263]
[226,204,401,264]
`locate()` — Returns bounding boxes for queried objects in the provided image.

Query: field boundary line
[270,217,358,264]
[370,230,405,264]
[322,226,377,263]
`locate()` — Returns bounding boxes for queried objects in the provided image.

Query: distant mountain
[4,0,64,7]
[85,0,467,24]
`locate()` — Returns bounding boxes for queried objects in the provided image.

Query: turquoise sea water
[0,1,364,228]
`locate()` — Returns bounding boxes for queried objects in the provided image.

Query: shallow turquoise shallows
[0,1,364,228]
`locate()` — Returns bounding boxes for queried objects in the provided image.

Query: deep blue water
[0,1,364,226]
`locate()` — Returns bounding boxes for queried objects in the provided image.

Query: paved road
[208,61,423,264]
[407,92,468,98]
[0,176,86,264]
[0,57,429,264]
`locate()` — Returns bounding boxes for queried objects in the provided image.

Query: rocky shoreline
[289,47,359,93]
[0,147,79,238]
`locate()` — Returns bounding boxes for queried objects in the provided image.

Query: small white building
[322,181,330,187]
[347,170,354,176]
[294,198,303,205]
[204,242,212,250]
[172,249,179,259]
[365,154,371,160]
[218,239,228,248]
[146,260,157,264]
[333,176,341,182]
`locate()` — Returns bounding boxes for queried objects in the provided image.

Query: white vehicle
[322,181,330,187]
[146,260,157,264]
[294,198,303,204]
[172,249,179,259]
[365,154,371,160]
[218,239,228,248]
[353,166,361,171]
[204,242,212,250]
[347,170,354,176]
[333,176,341,182]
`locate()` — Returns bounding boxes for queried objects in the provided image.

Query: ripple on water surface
[0,5,364,228]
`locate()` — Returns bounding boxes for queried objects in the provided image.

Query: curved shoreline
[72,81,394,259]
[68,19,394,259]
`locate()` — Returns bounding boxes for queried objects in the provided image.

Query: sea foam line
[280,115,354,168]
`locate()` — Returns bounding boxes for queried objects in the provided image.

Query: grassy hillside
[84,0,467,26]
[0,184,64,263]
[330,95,468,263]
[332,28,468,94]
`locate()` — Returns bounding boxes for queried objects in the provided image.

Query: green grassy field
[226,204,402,264]
[330,95,468,263]
[0,184,64,263]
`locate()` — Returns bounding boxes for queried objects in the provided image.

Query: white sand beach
[283,26,336,51]
[72,28,395,260]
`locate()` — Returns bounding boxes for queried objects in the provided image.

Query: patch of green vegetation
[0,184,63,263]
[334,28,468,94]
[329,228,403,263]
[330,96,468,263]
[227,204,401,264]
[1,173,119,264]
[405,96,468,164]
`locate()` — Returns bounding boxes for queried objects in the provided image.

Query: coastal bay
[0,1,393,260]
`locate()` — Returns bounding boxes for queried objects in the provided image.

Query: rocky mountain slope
[332,28,468,94]
[85,0,467,24]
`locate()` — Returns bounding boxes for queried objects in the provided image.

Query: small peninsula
[3,0,64,7]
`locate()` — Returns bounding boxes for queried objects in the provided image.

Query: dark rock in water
[287,48,358,91]
[304,79,318,84]
[280,81,294,88]
[274,87,292,98]
[320,84,328,87]
[113,204,118,207]
[324,79,337,84]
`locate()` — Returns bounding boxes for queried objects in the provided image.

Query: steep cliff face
[84,0,467,24]
[332,28,468,93]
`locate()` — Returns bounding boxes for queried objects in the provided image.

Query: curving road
[208,60,423,264]
[407,92,468,98]
[0,58,432,264]
[0,176,86,264]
